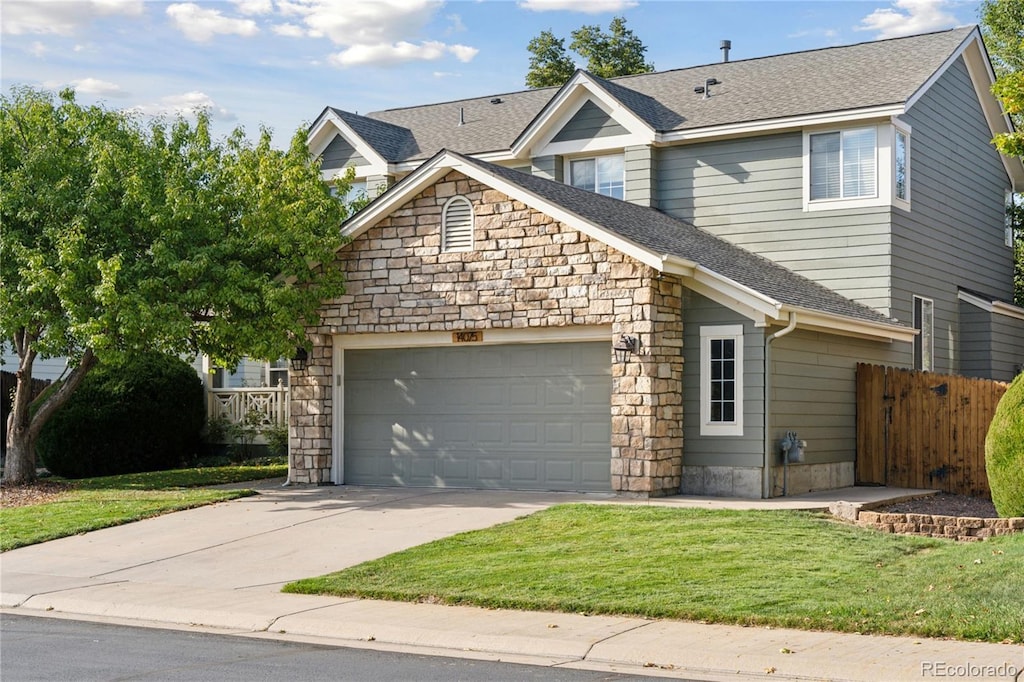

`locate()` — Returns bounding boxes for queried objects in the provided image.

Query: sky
[1,0,983,148]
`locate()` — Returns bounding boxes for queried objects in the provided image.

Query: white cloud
[272,22,306,38]
[166,3,259,42]
[445,13,466,34]
[70,77,127,97]
[275,1,480,68]
[233,0,273,14]
[29,41,48,57]
[1,0,143,36]
[787,28,839,40]
[518,0,638,13]
[329,40,447,67]
[293,0,441,46]
[131,91,235,121]
[856,0,959,39]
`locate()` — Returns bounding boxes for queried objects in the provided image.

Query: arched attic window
[442,196,474,252]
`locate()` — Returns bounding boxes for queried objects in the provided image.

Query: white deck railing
[207,386,289,427]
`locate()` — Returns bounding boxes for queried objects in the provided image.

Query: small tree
[525,30,577,89]
[1,87,351,484]
[985,372,1024,517]
[525,16,653,88]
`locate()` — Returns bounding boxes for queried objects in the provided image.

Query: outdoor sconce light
[290,347,309,372]
[613,335,640,363]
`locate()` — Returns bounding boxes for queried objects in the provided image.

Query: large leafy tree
[1,87,350,484]
[981,0,1024,304]
[525,16,653,88]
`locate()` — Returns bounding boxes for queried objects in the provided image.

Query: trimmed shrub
[985,372,1024,517]
[38,353,205,478]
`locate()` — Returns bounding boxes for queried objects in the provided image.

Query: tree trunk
[3,427,38,485]
[2,346,98,486]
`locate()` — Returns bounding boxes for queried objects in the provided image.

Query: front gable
[511,72,655,159]
[325,170,646,334]
[307,108,390,182]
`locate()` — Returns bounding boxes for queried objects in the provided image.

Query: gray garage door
[343,342,611,491]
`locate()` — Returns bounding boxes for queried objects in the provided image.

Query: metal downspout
[762,312,797,498]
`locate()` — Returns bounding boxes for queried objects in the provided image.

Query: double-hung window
[809,127,877,201]
[700,325,744,436]
[805,123,909,210]
[569,155,624,199]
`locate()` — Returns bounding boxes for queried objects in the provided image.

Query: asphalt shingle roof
[447,151,906,328]
[335,27,973,163]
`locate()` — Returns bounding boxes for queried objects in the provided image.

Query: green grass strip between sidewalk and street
[284,504,1024,643]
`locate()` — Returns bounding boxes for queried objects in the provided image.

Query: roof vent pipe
[458,107,465,126]
[720,39,731,63]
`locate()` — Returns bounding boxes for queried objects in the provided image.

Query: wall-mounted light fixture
[290,347,309,372]
[613,335,640,363]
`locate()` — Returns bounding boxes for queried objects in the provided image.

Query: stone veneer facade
[290,171,684,495]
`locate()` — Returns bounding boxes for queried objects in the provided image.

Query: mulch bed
[0,480,75,509]
[875,492,998,518]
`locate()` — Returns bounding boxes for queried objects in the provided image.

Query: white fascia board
[307,110,389,178]
[676,264,781,325]
[784,306,916,343]
[993,301,1024,321]
[334,325,612,349]
[656,105,904,145]
[512,75,654,158]
[540,133,652,158]
[958,289,1024,321]
[339,158,452,241]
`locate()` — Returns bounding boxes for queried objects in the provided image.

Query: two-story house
[288,26,1024,498]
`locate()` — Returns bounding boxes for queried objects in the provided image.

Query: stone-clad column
[289,333,333,484]
[609,262,684,497]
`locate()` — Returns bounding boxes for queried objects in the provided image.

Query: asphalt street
[0,614,675,682]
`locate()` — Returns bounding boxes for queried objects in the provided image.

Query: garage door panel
[344,342,611,492]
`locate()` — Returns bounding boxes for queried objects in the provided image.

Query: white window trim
[700,325,744,437]
[913,295,934,372]
[441,195,474,253]
[802,122,899,212]
[564,153,625,199]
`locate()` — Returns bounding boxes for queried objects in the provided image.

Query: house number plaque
[452,331,483,343]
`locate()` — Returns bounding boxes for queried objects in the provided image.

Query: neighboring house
[290,26,1024,498]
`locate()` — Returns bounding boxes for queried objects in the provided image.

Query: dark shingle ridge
[448,151,904,328]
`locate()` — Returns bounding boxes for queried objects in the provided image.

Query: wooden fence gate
[855,364,1008,498]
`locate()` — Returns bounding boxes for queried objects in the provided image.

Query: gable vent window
[442,196,474,252]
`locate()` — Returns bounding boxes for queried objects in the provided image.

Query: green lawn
[0,463,287,551]
[284,504,1024,643]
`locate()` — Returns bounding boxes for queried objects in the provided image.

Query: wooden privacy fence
[856,364,1008,498]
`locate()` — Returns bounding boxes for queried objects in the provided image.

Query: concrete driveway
[1,482,602,595]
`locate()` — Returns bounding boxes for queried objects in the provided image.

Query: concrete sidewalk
[2,483,1021,681]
